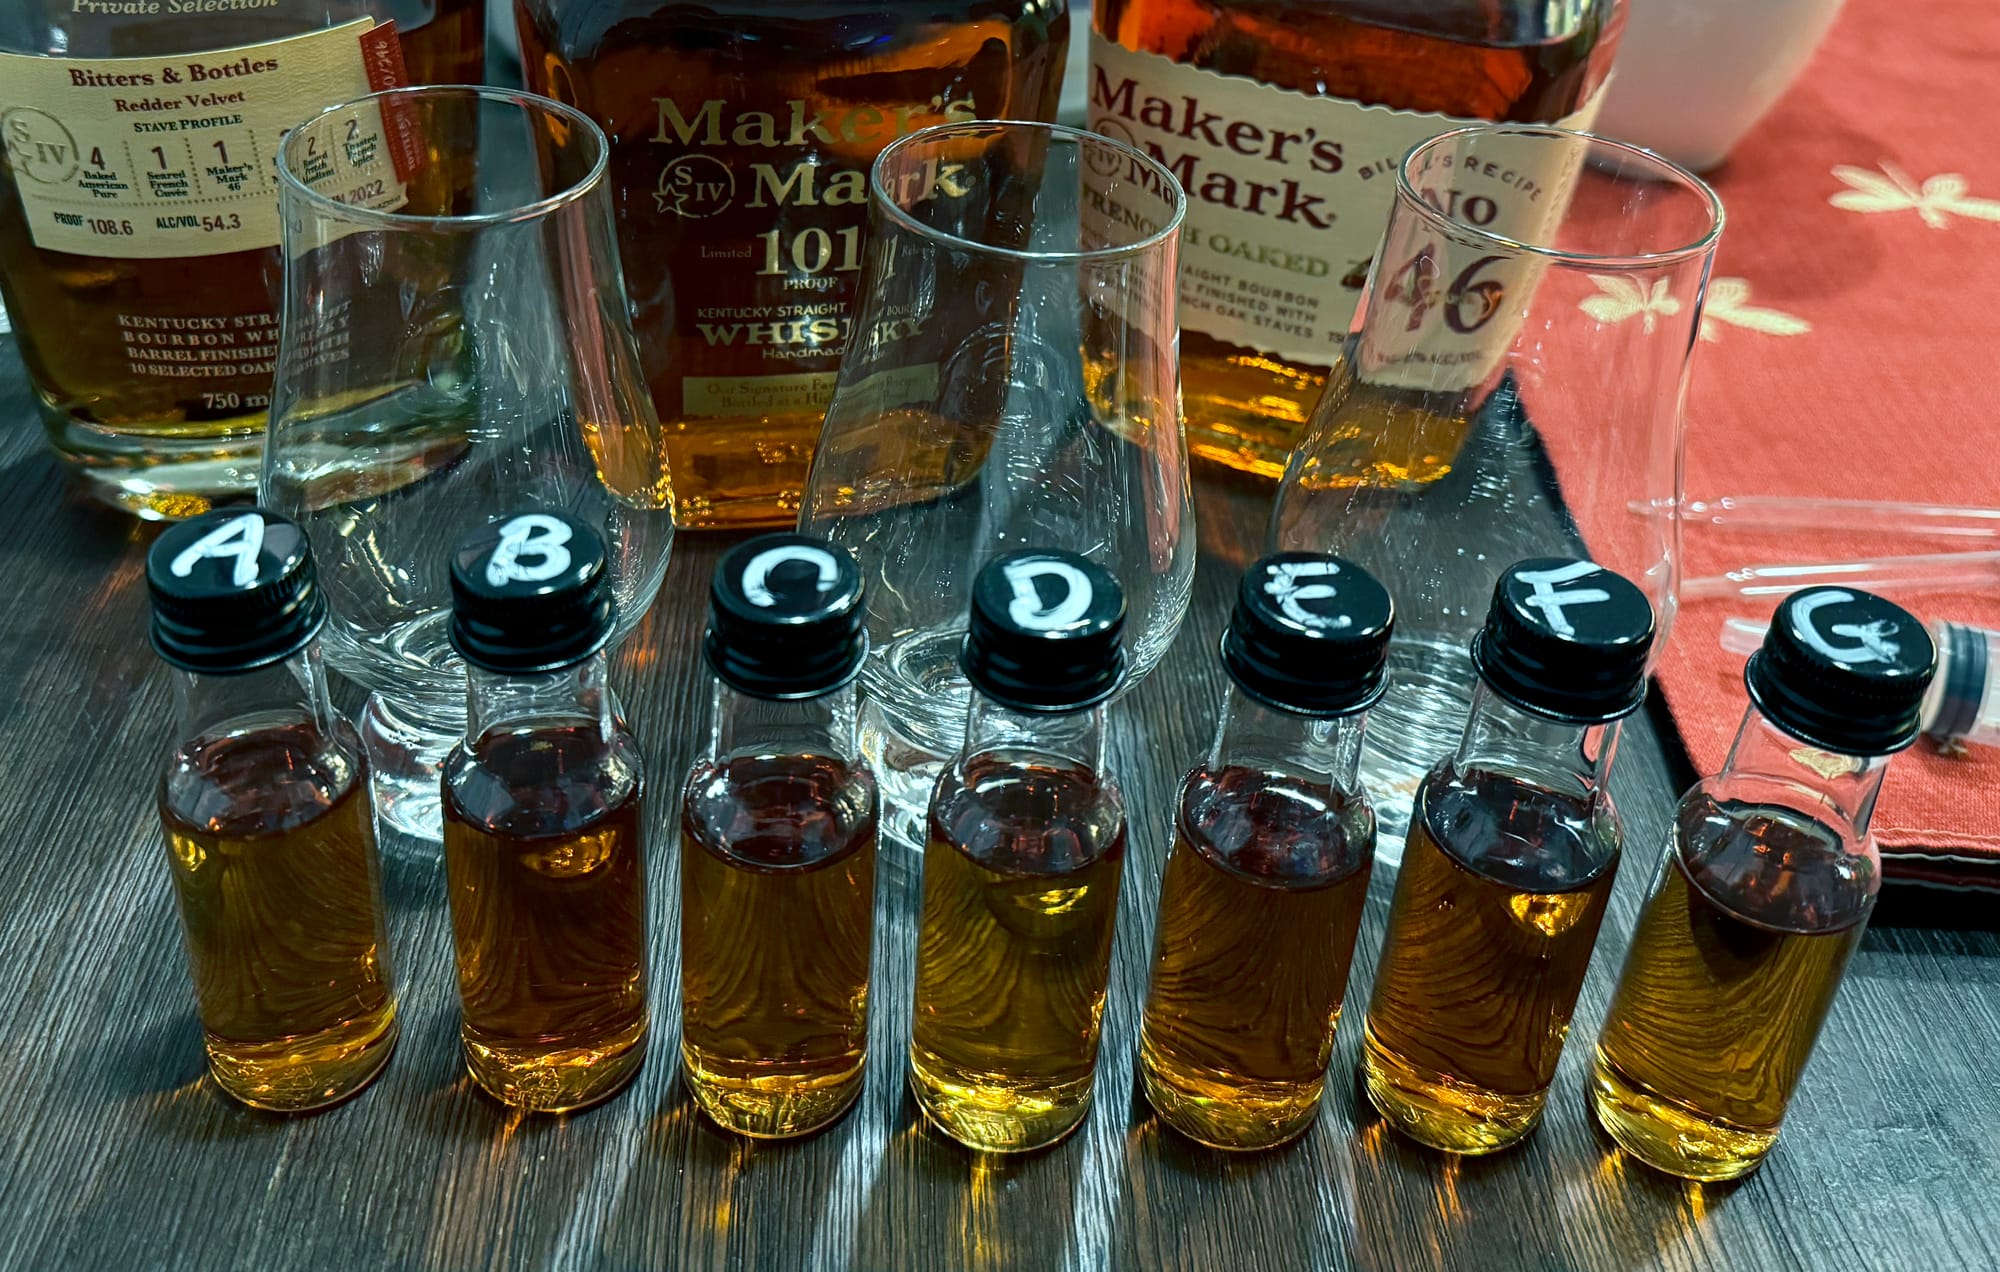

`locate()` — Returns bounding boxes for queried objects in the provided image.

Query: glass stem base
[358,690,465,842]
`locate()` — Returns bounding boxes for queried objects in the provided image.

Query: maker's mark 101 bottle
[1087,0,1622,478]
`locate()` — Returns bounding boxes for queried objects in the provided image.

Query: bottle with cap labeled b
[908,550,1131,1153]
[680,534,878,1139]
[1360,558,1656,1154]
[1139,554,1392,1151]
[148,509,398,1111]
[1592,587,1937,1182]
[440,511,650,1113]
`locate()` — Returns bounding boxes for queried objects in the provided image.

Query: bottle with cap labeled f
[148,509,398,1111]
[440,511,650,1113]
[1360,558,1656,1154]
[908,550,1131,1153]
[1139,554,1392,1151]
[679,534,878,1139]
[1593,588,1936,1182]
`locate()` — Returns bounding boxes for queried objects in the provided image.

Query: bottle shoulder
[931,748,1125,875]
[444,722,644,840]
[1416,759,1621,892]
[681,752,877,871]
[1669,785,1877,934]
[1177,762,1372,886]
[159,715,366,838]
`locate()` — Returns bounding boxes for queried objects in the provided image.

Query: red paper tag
[357,21,423,184]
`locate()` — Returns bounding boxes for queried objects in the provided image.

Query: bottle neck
[708,680,862,764]
[464,651,612,746]
[961,693,1109,776]
[169,641,341,750]
[1450,681,1621,801]
[1210,687,1365,793]
[1718,709,1890,837]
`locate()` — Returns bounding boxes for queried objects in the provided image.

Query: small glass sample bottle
[909,549,1130,1152]
[440,511,650,1112]
[1360,558,1655,1154]
[680,534,879,1138]
[1140,553,1393,1150]
[1593,587,1937,1181]
[148,509,398,1111]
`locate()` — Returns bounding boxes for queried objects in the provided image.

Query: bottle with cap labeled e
[1139,554,1392,1151]
[148,509,398,1111]
[680,534,878,1139]
[908,549,1131,1153]
[1360,558,1656,1154]
[1592,587,1937,1182]
[440,511,650,1112]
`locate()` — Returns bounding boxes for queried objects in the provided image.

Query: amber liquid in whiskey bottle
[1087,0,1621,477]
[0,1,484,517]
[513,0,1071,529]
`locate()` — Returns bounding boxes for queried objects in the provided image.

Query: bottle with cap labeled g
[680,534,878,1139]
[1360,558,1656,1154]
[148,509,398,1112]
[908,550,1131,1153]
[440,511,650,1113]
[1593,587,1936,1182]
[1139,554,1392,1151]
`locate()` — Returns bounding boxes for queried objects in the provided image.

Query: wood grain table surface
[2,338,1999,1272]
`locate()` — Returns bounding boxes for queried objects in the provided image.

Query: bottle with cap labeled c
[1593,587,1936,1182]
[148,509,398,1111]
[679,534,878,1139]
[1360,558,1657,1154]
[1139,553,1392,1151]
[440,511,650,1113]
[908,549,1131,1153]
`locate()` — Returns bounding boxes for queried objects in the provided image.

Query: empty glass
[1270,125,1722,849]
[262,86,674,840]
[798,121,1191,850]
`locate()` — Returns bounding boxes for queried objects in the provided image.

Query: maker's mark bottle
[514,0,1071,531]
[0,1,484,519]
[1088,0,1622,478]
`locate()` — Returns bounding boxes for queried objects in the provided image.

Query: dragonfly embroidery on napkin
[1830,163,2000,228]
[1579,275,1808,340]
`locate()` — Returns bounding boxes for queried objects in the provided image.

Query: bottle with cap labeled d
[680,534,878,1139]
[1593,588,1936,1182]
[1139,554,1392,1151]
[908,550,1131,1153]
[440,511,650,1113]
[1360,558,1656,1154]
[148,509,398,1111]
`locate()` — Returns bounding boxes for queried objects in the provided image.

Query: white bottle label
[1085,35,1601,368]
[1003,558,1095,631]
[0,20,409,261]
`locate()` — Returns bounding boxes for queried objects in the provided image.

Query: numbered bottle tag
[485,514,575,588]
[1498,558,1648,648]
[740,542,842,610]
[1261,558,1350,630]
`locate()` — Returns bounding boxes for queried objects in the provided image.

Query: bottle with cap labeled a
[1593,588,1936,1182]
[148,509,398,1111]
[1360,558,1656,1154]
[908,550,1131,1153]
[1140,554,1393,1151]
[440,511,650,1112]
[680,534,878,1139]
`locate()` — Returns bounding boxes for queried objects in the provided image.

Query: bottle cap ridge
[147,508,327,674]
[962,550,1127,713]
[704,533,867,699]
[1747,587,1936,756]
[1472,557,1655,724]
[449,510,616,675]
[1222,553,1393,716]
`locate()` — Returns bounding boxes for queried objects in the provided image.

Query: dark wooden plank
[1,332,1998,1272]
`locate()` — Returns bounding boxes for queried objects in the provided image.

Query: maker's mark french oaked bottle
[514,0,1071,530]
[0,1,484,519]
[1088,0,1622,478]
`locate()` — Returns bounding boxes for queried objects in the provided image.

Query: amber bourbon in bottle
[908,549,1130,1151]
[1360,558,1653,1153]
[440,511,650,1112]
[1140,553,1391,1149]
[148,508,398,1110]
[512,0,1071,530]
[1086,0,1622,476]
[680,533,879,1138]
[1593,587,1936,1181]
[0,1,485,516]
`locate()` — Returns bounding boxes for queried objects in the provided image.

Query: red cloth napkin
[1600,0,2000,882]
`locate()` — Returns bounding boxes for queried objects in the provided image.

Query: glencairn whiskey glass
[262,86,674,840]
[1270,125,1722,848]
[799,121,1191,850]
